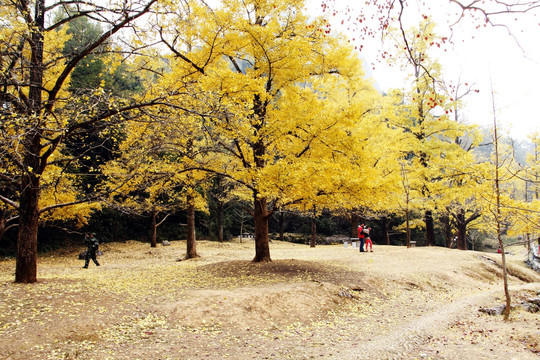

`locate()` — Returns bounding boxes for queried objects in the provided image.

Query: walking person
[83,233,100,268]
[358,224,366,252]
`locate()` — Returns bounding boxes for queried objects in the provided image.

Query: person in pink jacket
[364,227,373,252]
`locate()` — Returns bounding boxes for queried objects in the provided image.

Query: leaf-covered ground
[1,240,539,359]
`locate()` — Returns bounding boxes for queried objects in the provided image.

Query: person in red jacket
[358,224,366,252]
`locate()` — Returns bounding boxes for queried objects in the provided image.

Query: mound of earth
[161,259,371,329]
[162,281,345,328]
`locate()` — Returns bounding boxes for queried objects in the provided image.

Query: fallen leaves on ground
[0,241,539,360]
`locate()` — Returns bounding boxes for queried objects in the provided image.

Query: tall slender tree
[0,0,161,283]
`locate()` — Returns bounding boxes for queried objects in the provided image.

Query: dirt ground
[0,240,539,360]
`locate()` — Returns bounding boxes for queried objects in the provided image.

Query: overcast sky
[315,0,540,141]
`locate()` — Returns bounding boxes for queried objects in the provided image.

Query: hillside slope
[0,241,539,359]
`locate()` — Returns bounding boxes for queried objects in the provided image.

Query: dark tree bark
[381,216,390,245]
[278,210,285,242]
[456,210,467,250]
[251,91,272,262]
[441,213,453,248]
[150,211,157,248]
[454,208,481,251]
[16,170,40,283]
[0,209,6,242]
[16,0,45,283]
[217,199,224,242]
[310,207,316,248]
[425,210,435,246]
[350,213,360,239]
[212,175,225,242]
[252,196,271,262]
[185,193,199,259]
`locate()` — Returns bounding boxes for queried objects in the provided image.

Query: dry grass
[0,240,539,359]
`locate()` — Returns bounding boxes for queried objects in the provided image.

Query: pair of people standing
[357,224,373,252]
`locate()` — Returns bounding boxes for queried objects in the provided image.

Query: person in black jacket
[83,233,100,268]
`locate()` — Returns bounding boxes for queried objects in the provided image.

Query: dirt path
[340,289,499,359]
[336,283,540,360]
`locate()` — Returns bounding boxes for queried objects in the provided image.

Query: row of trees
[1,0,540,283]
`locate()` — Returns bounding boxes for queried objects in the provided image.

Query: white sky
[311,0,540,141]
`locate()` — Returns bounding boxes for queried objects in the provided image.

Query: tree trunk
[0,208,7,243]
[456,210,467,250]
[16,0,45,283]
[441,213,452,248]
[406,209,411,248]
[456,209,469,250]
[425,210,435,246]
[252,196,271,262]
[381,216,390,245]
[278,210,285,241]
[490,86,511,319]
[150,211,157,248]
[217,200,224,242]
[351,213,359,239]
[310,207,316,248]
[185,194,199,259]
[16,172,40,283]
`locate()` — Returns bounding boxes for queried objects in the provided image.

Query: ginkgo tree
[323,0,540,249]
[434,80,487,250]
[102,105,212,257]
[298,89,406,243]
[151,0,383,262]
[0,0,166,283]
[383,18,476,247]
[101,126,185,249]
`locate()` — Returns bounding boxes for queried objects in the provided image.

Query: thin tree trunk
[150,211,157,248]
[310,206,316,248]
[217,200,224,242]
[406,209,411,248]
[0,209,7,243]
[185,193,199,259]
[425,210,435,246]
[535,142,539,200]
[213,175,224,242]
[492,83,511,320]
[401,163,412,248]
[278,210,285,242]
[252,196,271,262]
[381,216,390,245]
